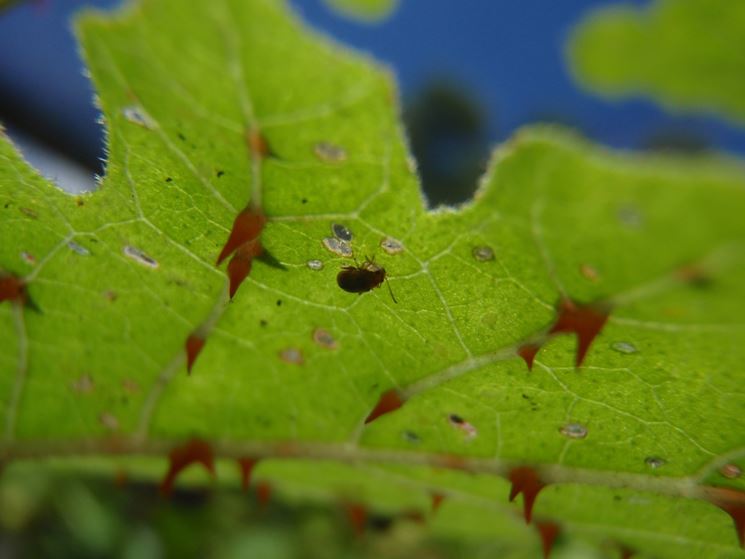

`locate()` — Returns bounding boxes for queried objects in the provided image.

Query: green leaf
[566,0,745,125]
[2,1,745,557]
[322,0,399,22]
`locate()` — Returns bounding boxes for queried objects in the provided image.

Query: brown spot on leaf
[344,502,368,537]
[122,379,140,394]
[216,207,266,266]
[509,466,546,524]
[275,442,300,457]
[676,264,713,288]
[431,492,445,512]
[365,389,404,424]
[0,274,38,311]
[114,469,128,487]
[704,486,745,548]
[579,263,599,282]
[185,334,206,375]
[237,457,258,492]
[536,521,561,558]
[256,481,272,510]
[247,126,272,159]
[435,454,469,470]
[0,275,26,306]
[159,439,215,497]
[20,207,38,219]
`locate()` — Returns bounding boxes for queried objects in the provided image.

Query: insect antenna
[384,276,398,304]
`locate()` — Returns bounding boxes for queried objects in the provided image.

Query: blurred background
[2,0,745,204]
[2,1,745,557]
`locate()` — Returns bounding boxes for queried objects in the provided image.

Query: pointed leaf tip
[159,439,215,497]
[365,388,404,423]
[536,521,561,558]
[509,466,546,524]
[185,334,206,374]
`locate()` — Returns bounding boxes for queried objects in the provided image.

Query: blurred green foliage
[568,0,745,124]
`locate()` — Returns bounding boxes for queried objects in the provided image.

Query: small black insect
[337,259,397,303]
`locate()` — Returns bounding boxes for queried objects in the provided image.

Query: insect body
[337,259,397,303]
